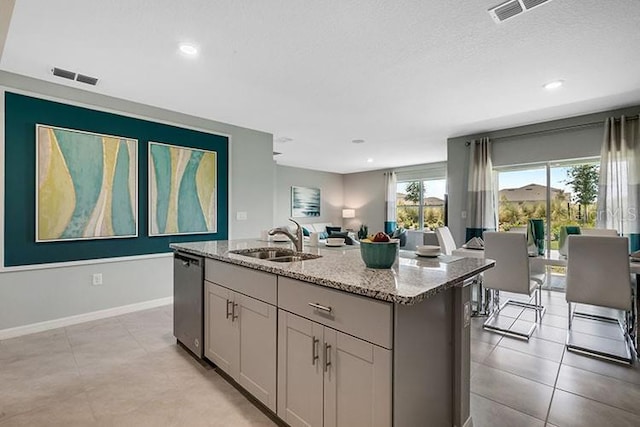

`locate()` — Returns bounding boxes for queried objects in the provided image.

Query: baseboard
[462,415,474,427]
[0,296,173,340]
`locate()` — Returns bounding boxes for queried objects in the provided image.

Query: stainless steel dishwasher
[173,251,204,359]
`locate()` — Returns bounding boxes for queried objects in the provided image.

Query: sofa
[284,222,357,245]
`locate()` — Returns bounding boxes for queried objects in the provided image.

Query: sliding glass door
[496,158,599,290]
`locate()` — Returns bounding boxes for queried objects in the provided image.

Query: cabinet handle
[225,299,232,319]
[308,302,332,313]
[232,302,239,321]
[324,343,331,372]
[311,336,319,365]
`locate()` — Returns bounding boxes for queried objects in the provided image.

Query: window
[396,179,446,230]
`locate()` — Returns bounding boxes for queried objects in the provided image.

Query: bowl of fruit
[359,232,399,269]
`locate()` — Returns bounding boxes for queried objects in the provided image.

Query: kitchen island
[171,239,494,427]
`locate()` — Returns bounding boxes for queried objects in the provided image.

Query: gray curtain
[384,171,397,234]
[466,137,496,241]
[596,116,640,251]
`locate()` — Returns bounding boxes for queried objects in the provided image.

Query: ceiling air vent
[489,0,523,22]
[76,74,99,86]
[52,67,99,86]
[489,0,553,23]
[52,67,76,80]
[522,0,550,10]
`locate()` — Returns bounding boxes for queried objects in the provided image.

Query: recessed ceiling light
[352,139,365,144]
[543,80,564,90]
[275,137,293,144]
[179,43,198,56]
[366,158,374,163]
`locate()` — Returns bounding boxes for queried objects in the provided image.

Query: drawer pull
[311,336,319,365]
[308,302,332,313]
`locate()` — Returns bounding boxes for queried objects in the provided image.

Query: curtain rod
[465,114,639,145]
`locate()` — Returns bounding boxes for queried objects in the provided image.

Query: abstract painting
[291,186,321,217]
[36,125,138,242]
[149,142,217,236]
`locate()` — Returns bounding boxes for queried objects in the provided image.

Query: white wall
[343,170,386,234]
[0,70,274,333]
[446,106,640,246]
[274,165,344,228]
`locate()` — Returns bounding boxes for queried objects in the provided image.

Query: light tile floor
[0,290,638,426]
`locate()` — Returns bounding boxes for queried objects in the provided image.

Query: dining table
[452,246,640,351]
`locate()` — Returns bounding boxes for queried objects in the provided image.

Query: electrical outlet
[236,211,248,220]
[461,211,467,219]
[92,273,103,286]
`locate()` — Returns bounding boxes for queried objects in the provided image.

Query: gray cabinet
[278,310,391,427]
[204,271,277,412]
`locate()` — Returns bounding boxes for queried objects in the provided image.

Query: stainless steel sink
[230,248,322,262]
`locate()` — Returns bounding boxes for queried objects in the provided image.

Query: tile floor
[0,290,638,426]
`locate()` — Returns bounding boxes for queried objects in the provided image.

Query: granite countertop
[171,239,494,305]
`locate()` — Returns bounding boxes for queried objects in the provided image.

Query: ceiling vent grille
[51,67,99,86]
[489,0,552,23]
[52,67,76,80]
[76,74,99,85]
[522,0,550,10]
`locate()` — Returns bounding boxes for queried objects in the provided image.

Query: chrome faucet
[268,218,303,252]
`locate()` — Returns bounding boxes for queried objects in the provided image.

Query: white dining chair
[435,226,457,255]
[580,228,618,237]
[482,232,545,340]
[565,235,634,364]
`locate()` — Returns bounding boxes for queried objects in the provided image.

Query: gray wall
[343,170,386,234]
[0,71,274,332]
[274,165,344,228]
[447,105,640,246]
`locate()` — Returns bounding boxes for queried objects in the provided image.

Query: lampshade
[342,209,355,218]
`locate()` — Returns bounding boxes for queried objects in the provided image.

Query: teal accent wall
[4,92,229,266]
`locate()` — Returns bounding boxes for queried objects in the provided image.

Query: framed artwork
[148,141,217,236]
[36,124,138,242]
[291,186,321,217]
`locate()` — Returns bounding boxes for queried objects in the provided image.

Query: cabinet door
[237,293,277,412]
[278,310,324,427]
[323,329,392,427]
[204,281,238,374]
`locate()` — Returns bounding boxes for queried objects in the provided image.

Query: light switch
[236,211,248,221]
[461,211,467,219]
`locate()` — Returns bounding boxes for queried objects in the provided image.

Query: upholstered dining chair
[565,235,633,364]
[580,228,618,237]
[482,232,545,340]
[435,226,457,255]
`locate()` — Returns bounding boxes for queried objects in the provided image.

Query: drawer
[205,259,277,305]
[278,277,393,349]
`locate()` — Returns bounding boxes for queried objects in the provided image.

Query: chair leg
[566,305,634,365]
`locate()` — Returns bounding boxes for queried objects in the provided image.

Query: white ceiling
[1,0,640,173]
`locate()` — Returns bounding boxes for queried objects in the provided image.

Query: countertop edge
[171,243,495,305]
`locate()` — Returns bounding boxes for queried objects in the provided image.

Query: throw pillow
[319,231,329,239]
[302,227,310,237]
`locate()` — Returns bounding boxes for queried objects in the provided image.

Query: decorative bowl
[359,240,399,269]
